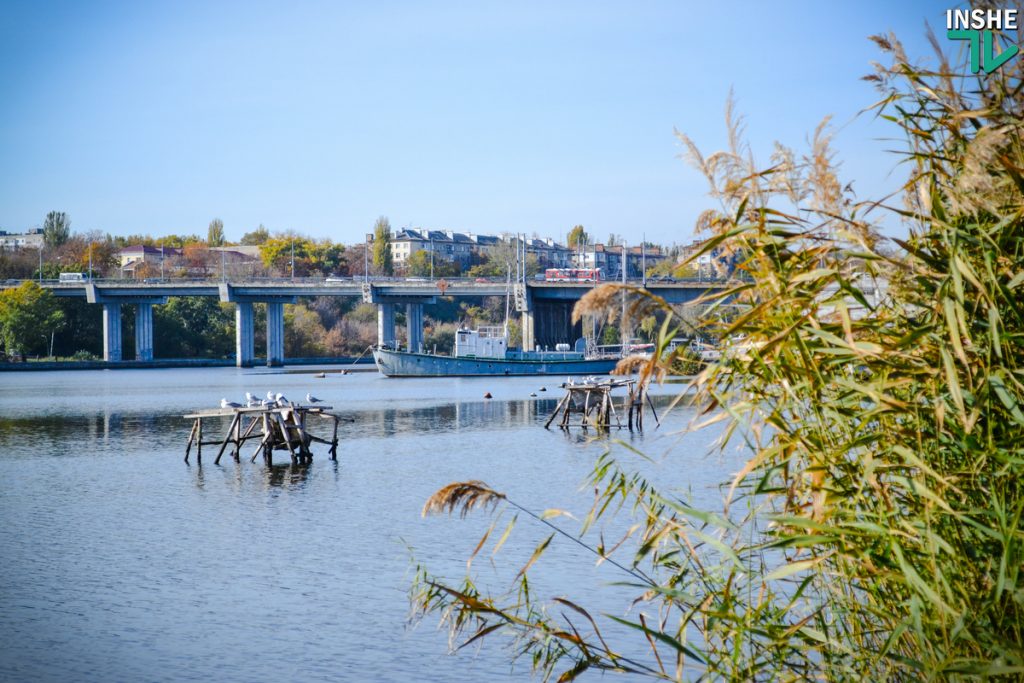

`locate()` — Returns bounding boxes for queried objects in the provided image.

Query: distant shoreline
[0,357,377,372]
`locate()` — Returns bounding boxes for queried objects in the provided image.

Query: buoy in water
[484,392,492,399]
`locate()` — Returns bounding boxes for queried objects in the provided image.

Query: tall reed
[412,18,1024,681]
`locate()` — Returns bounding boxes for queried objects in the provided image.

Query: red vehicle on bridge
[544,268,602,282]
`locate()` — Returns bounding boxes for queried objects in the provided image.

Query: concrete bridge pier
[514,283,535,351]
[103,303,122,362]
[521,311,535,352]
[134,303,154,361]
[235,302,254,367]
[406,303,423,353]
[266,302,285,367]
[218,285,294,367]
[377,303,397,349]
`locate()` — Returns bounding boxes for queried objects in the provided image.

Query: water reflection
[264,463,313,490]
[0,394,676,460]
[0,368,719,683]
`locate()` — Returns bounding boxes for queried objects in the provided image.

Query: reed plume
[421,481,506,518]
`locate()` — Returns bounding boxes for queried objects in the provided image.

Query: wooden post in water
[214,412,240,465]
[330,414,339,460]
[196,417,203,464]
[184,420,197,463]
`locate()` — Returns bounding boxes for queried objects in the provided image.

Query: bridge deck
[31,277,728,300]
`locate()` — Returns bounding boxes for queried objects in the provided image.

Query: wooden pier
[183,404,341,465]
[544,378,659,431]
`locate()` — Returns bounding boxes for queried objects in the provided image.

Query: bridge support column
[134,303,154,361]
[521,310,535,352]
[406,303,423,353]
[103,303,122,362]
[235,302,254,367]
[377,303,396,349]
[266,302,285,367]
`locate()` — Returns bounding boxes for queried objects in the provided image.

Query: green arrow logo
[948,29,1020,74]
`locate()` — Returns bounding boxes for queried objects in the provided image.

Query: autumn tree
[0,281,64,357]
[372,216,393,276]
[260,237,309,276]
[208,218,225,247]
[310,240,346,276]
[567,224,588,248]
[258,235,344,276]
[467,238,539,278]
[284,304,328,357]
[405,249,460,277]
[153,297,233,357]
[43,211,71,248]
[240,224,270,245]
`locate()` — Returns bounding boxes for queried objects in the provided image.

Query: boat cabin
[454,326,508,358]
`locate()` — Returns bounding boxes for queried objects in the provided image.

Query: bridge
[35,277,728,366]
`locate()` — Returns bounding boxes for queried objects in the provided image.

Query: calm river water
[0,367,741,682]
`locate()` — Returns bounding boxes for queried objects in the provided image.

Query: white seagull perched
[306,393,323,403]
[245,391,260,407]
[266,390,276,401]
[221,398,242,409]
[275,392,290,406]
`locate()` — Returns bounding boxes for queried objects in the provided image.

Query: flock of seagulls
[219,391,323,410]
[219,378,591,411]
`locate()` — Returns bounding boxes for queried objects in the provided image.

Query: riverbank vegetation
[412,22,1024,681]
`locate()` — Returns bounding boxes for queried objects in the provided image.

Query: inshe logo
[946,8,1020,73]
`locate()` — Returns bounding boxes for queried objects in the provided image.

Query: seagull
[245,391,261,407]
[275,393,290,406]
[266,390,275,401]
[306,393,323,403]
[221,398,242,409]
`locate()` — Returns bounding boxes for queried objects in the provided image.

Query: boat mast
[503,261,511,339]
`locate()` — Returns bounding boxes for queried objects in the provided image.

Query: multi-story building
[118,245,182,270]
[571,243,666,279]
[524,237,572,268]
[117,245,182,276]
[0,228,44,251]
[389,229,575,271]
[390,228,476,268]
[386,228,672,277]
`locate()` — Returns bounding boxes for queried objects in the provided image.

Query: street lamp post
[290,240,295,280]
[38,246,42,282]
[622,243,627,347]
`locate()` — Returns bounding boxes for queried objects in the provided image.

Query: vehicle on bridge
[544,267,602,282]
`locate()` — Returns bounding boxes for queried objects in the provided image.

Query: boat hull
[372,348,618,377]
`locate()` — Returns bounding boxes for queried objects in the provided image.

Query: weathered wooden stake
[214,412,240,465]
[184,420,198,463]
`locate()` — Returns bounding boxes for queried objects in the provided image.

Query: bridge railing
[16,274,739,288]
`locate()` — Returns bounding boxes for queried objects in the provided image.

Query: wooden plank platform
[183,404,341,466]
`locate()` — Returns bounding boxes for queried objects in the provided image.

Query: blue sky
[0,1,948,245]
